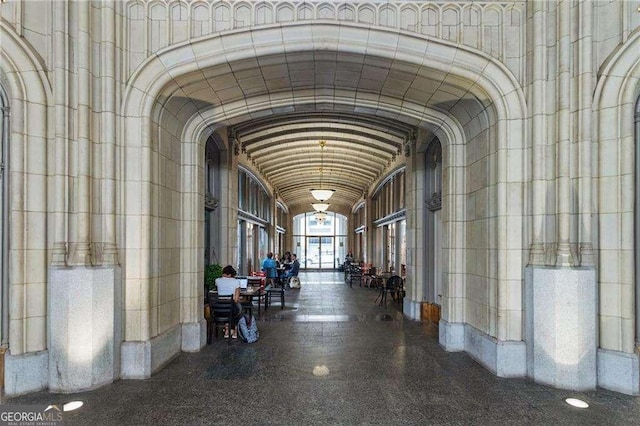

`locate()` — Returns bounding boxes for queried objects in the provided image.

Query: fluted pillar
[1,101,9,347]
[577,0,594,266]
[48,0,122,394]
[555,0,573,266]
[525,2,596,391]
[528,0,547,265]
[101,0,118,265]
[51,1,69,266]
[67,0,91,265]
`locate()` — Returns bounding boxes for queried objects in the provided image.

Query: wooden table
[208,286,266,316]
[240,286,266,315]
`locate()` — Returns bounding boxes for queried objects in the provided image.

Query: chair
[241,299,254,317]
[264,267,279,287]
[266,282,285,310]
[264,266,284,309]
[349,265,363,288]
[363,266,377,288]
[376,275,404,306]
[208,294,237,344]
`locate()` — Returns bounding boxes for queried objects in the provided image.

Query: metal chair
[349,265,363,288]
[264,267,279,287]
[208,294,237,344]
[375,275,404,306]
[363,266,377,288]
[263,266,284,309]
[266,282,285,310]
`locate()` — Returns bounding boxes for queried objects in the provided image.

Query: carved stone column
[101,0,118,266]
[577,0,594,266]
[51,1,70,266]
[528,0,547,266]
[555,0,573,266]
[67,0,92,266]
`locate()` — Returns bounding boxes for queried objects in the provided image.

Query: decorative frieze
[125,1,524,82]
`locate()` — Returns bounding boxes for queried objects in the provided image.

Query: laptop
[238,278,248,289]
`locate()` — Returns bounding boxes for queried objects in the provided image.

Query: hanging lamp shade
[310,189,335,201]
[310,140,336,202]
[314,211,327,222]
[311,202,330,212]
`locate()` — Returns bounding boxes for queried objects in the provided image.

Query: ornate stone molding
[426,191,441,212]
[404,130,414,157]
[228,129,240,156]
[204,193,219,211]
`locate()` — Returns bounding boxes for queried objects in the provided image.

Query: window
[372,168,406,219]
[238,167,271,223]
[292,212,348,269]
[371,168,406,271]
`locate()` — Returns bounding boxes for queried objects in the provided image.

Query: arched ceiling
[157,46,493,214]
[232,112,414,213]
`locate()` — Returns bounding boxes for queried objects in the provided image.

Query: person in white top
[214,265,242,338]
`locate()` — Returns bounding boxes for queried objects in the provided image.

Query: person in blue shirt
[261,252,278,283]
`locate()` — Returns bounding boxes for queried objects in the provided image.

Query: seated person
[284,253,300,282]
[281,252,292,269]
[345,251,354,263]
[215,265,243,338]
[261,252,278,284]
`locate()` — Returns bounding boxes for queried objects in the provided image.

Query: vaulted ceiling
[163,48,487,215]
[231,112,414,213]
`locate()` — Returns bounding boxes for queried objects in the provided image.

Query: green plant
[204,263,223,292]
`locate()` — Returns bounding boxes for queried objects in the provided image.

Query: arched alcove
[0,20,55,396]
[593,30,640,395]
[120,22,526,379]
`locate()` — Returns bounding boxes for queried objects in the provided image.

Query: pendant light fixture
[314,211,327,222]
[311,202,330,212]
[310,140,335,202]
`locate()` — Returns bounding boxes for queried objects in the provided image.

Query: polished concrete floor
[6,271,640,425]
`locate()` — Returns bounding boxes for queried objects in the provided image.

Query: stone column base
[181,319,207,352]
[4,350,48,396]
[597,348,640,395]
[49,266,122,393]
[439,320,526,377]
[525,266,597,391]
[121,325,181,379]
[439,319,464,351]
[403,299,421,320]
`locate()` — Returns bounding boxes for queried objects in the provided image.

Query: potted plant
[205,263,223,293]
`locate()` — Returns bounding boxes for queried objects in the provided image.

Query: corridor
[6,272,640,425]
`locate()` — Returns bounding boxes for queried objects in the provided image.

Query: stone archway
[593,31,640,395]
[120,22,527,379]
[0,21,52,396]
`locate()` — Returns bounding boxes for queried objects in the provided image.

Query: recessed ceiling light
[565,398,589,409]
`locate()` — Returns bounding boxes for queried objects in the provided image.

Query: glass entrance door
[304,236,335,269]
[305,236,320,269]
[319,236,334,269]
[293,212,348,270]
